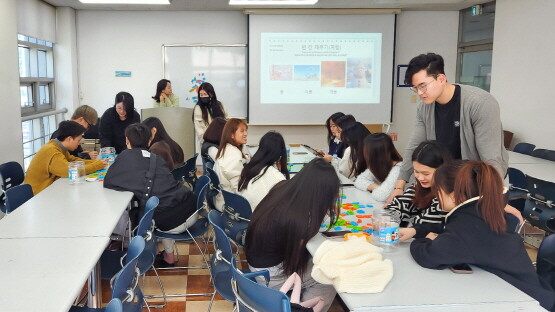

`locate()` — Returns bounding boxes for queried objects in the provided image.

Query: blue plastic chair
[153,175,212,297]
[171,153,199,189]
[0,161,25,213]
[70,236,145,312]
[508,168,528,212]
[532,149,550,160]
[100,196,165,308]
[505,213,523,233]
[231,258,290,312]
[537,234,555,291]
[221,189,252,247]
[205,167,224,212]
[4,184,33,213]
[202,155,215,175]
[523,175,555,233]
[513,143,536,155]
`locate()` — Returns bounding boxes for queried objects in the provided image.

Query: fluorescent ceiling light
[230,0,317,5]
[79,0,170,4]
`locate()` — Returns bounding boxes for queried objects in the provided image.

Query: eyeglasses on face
[410,75,438,94]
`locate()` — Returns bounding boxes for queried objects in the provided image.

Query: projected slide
[260,33,382,104]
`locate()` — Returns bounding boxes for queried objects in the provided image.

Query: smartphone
[301,144,325,157]
[322,230,350,238]
[449,263,473,274]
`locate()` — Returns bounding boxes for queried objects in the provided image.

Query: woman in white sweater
[238,131,290,210]
[336,122,371,180]
[354,133,403,202]
[193,82,226,145]
[214,118,249,193]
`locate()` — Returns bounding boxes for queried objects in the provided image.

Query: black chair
[4,184,34,213]
[532,149,550,160]
[513,143,536,155]
[537,234,555,291]
[0,161,25,214]
[523,175,555,233]
[508,168,528,212]
[171,153,199,189]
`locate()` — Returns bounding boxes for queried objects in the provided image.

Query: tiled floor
[97,239,347,312]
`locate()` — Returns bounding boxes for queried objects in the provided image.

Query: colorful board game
[321,193,374,234]
[86,169,107,182]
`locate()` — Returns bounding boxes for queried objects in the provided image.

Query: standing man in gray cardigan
[387,53,509,204]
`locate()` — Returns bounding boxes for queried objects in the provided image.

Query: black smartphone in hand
[322,230,350,238]
[450,263,473,274]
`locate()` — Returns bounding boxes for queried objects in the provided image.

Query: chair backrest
[532,149,550,159]
[231,258,291,312]
[206,166,221,189]
[105,298,123,312]
[207,210,236,302]
[221,189,252,246]
[505,213,522,233]
[513,143,536,155]
[544,150,555,162]
[205,166,223,212]
[523,175,555,232]
[0,161,25,191]
[508,167,528,191]
[202,155,215,174]
[193,175,210,218]
[136,196,159,273]
[171,153,199,188]
[5,184,34,213]
[111,236,145,311]
[537,234,555,292]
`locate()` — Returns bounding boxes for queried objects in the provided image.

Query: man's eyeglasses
[410,77,437,94]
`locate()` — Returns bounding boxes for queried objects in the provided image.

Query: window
[456,2,495,92]
[18,35,57,169]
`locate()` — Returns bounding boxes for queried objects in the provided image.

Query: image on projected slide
[260,32,382,104]
[270,65,293,81]
[294,65,320,81]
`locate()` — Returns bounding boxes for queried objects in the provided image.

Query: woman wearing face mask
[152,79,179,107]
[99,91,141,154]
[193,82,226,145]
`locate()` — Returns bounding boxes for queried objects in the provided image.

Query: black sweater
[410,198,555,310]
[328,139,345,158]
[99,108,141,154]
[103,148,196,231]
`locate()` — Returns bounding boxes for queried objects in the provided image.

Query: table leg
[87,261,102,308]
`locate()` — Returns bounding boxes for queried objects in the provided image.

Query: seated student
[50,105,99,159]
[152,79,179,107]
[384,141,452,228]
[142,117,184,170]
[408,160,555,311]
[213,118,249,193]
[99,91,141,154]
[354,133,403,202]
[238,131,290,210]
[322,114,358,169]
[245,158,339,311]
[201,117,227,162]
[103,123,197,266]
[335,114,356,134]
[325,112,345,158]
[334,122,371,180]
[24,121,106,194]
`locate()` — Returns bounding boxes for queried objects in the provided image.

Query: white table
[0,236,110,312]
[508,151,554,165]
[307,187,545,311]
[0,179,133,238]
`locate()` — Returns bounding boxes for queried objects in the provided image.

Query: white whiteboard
[163,44,247,118]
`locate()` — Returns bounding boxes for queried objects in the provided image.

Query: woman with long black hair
[245,158,339,311]
[193,82,226,145]
[99,91,141,154]
[238,131,290,210]
[142,117,184,170]
[336,122,370,180]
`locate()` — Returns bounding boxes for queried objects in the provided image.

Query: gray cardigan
[399,84,509,181]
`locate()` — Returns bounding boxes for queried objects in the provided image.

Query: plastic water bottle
[68,161,85,184]
[372,209,400,250]
[101,147,116,168]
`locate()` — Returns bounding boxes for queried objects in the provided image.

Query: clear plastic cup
[101,147,116,168]
[68,161,86,184]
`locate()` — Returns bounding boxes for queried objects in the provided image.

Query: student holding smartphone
[409,160,555,311]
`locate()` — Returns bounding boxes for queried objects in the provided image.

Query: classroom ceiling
[42,0,491,11]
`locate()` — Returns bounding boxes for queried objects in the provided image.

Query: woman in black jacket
[104,123,196,266]
[410,160,555,311]
[99,91,141,154]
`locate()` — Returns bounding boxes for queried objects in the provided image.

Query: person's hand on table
[322,154,333,163]
[399,227,416,242]
[426,232,439,240]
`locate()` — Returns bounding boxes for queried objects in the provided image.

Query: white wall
[0,0,24,165]
[75,10,460,152]
[55,7,80,116]
[491,0,555,150]
[390,10,459,153]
